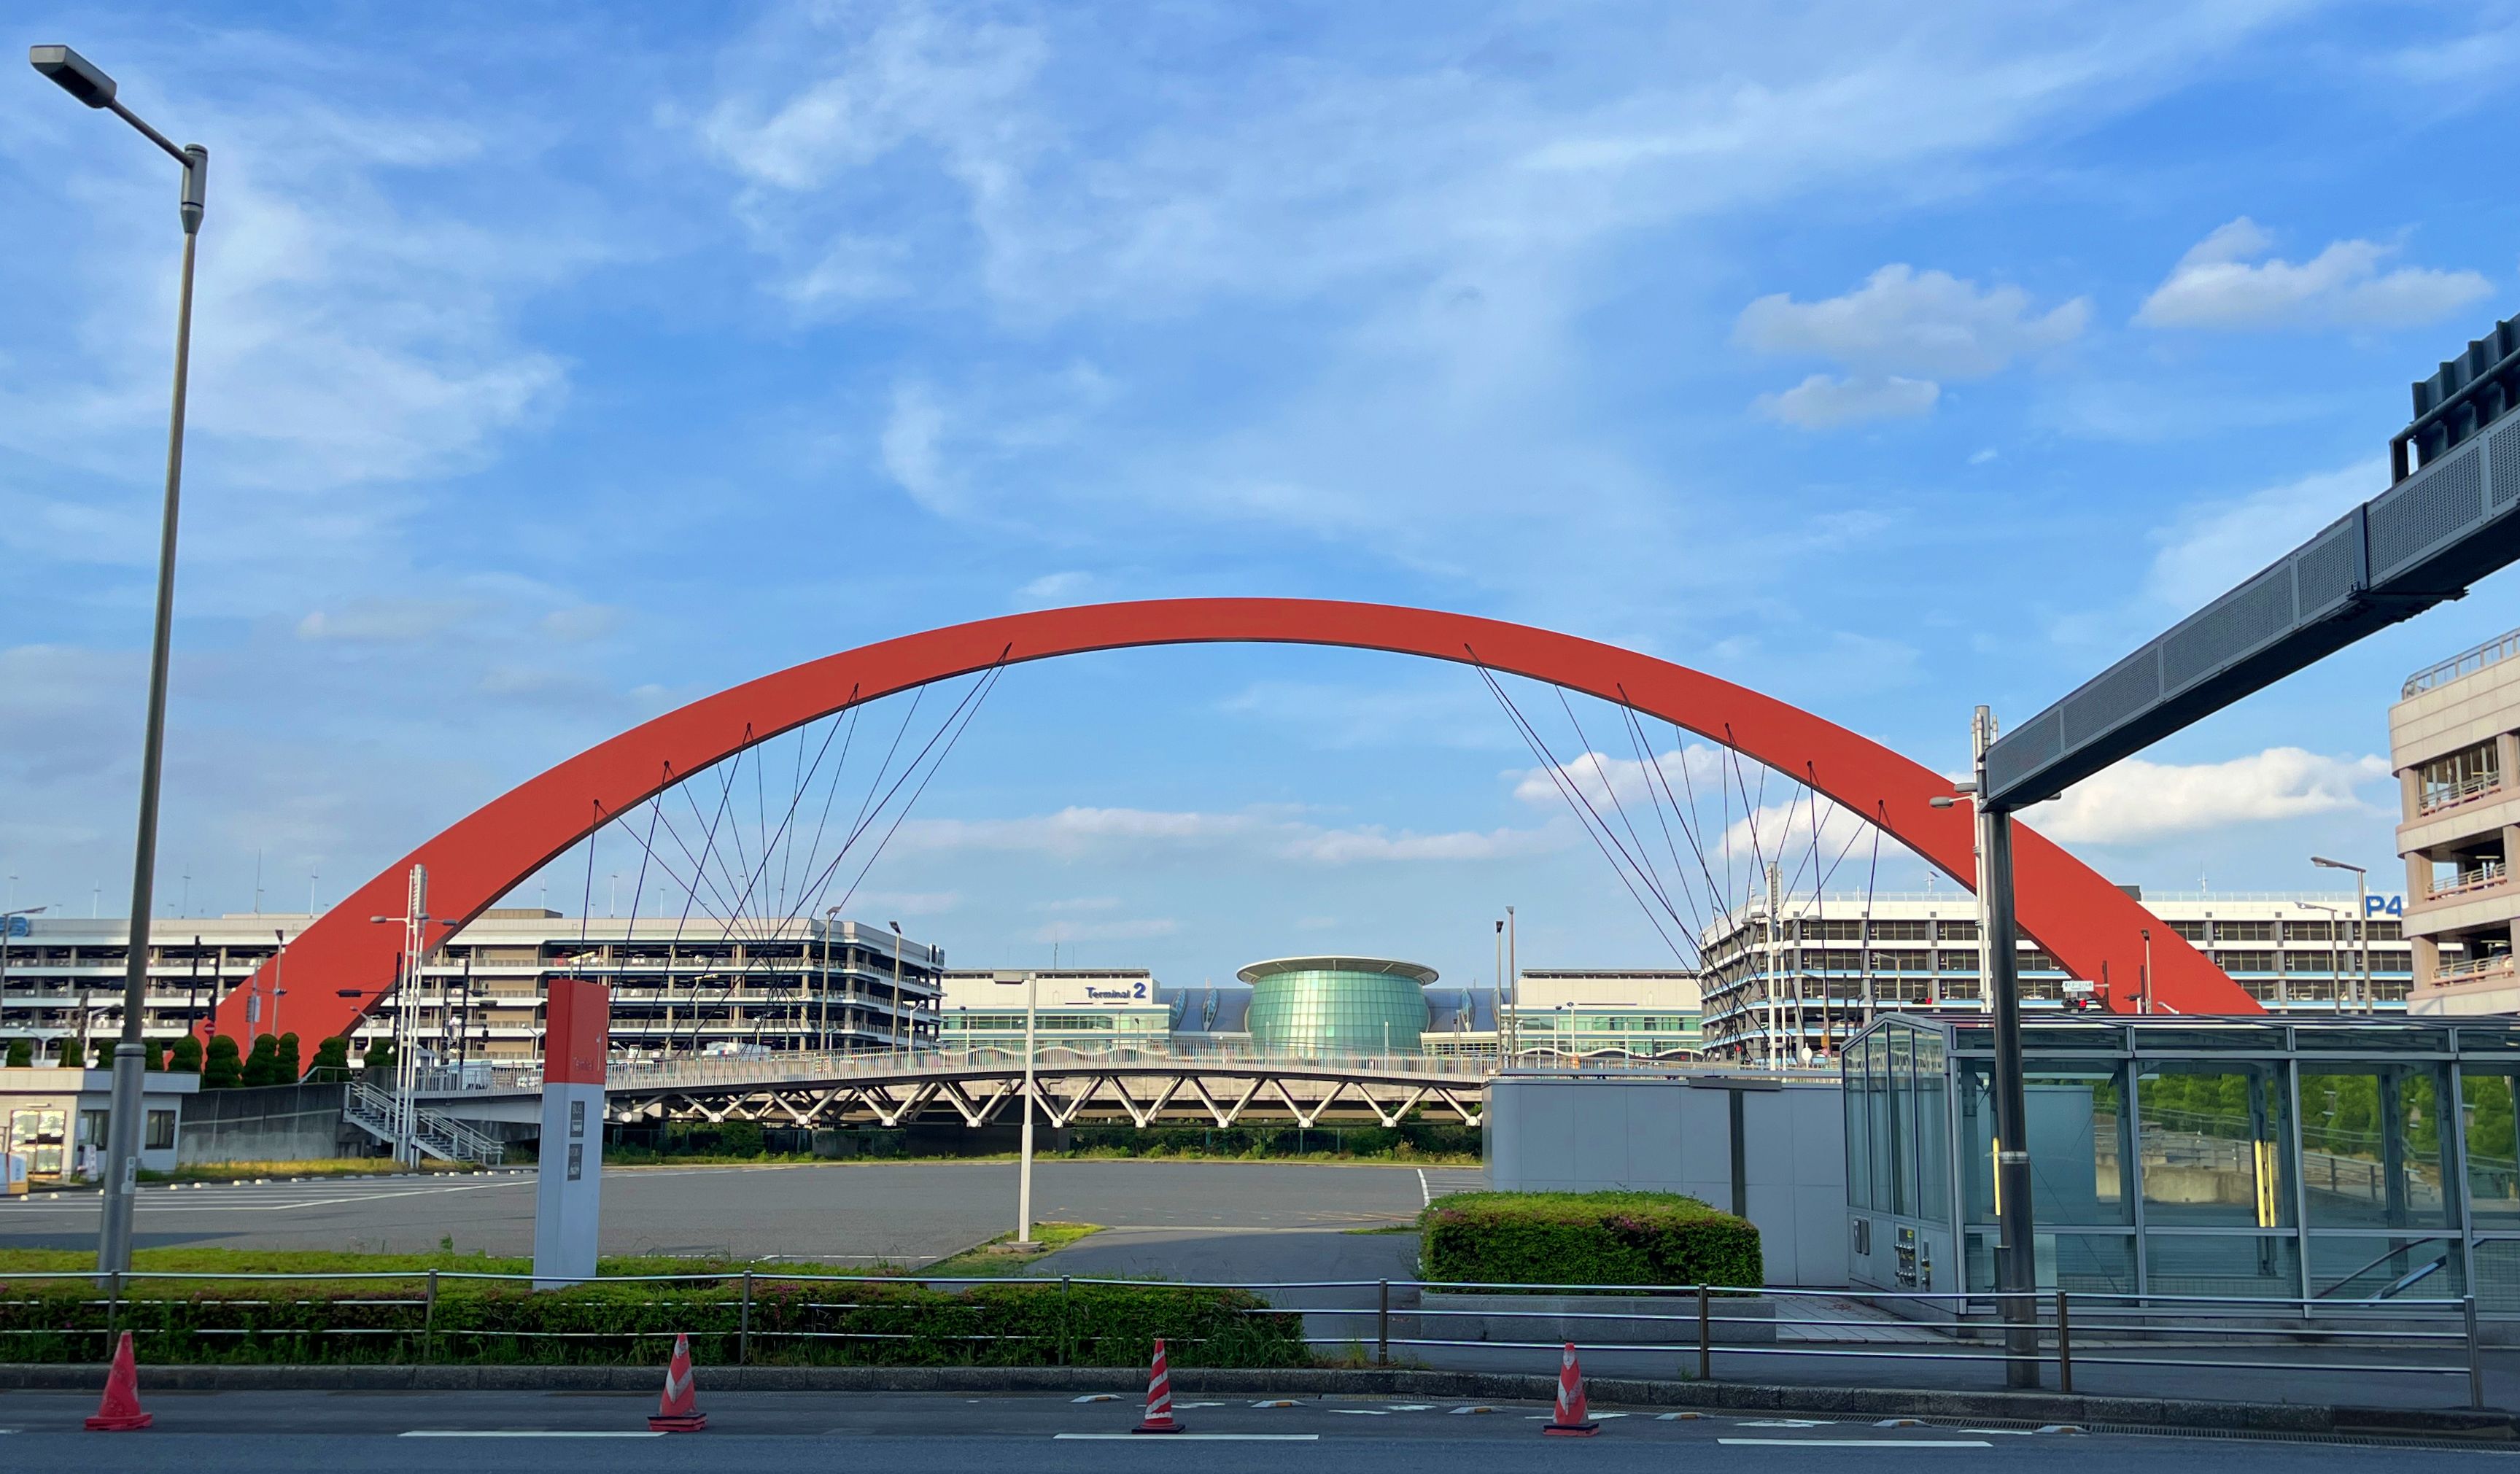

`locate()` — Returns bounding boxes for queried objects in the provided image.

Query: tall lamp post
[2311,857,2370,1015]
[32,44,209,1277]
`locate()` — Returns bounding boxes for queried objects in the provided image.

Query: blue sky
[4,1,2517,989]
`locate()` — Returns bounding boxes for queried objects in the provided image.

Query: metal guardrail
[2405,627,2520,698]
[0,1268,2492,1411]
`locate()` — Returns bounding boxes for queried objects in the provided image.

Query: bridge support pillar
[533,978,610,1289]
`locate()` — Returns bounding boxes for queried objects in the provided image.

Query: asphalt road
[0,1160,1460,1263]
[0,1390,2487,1473]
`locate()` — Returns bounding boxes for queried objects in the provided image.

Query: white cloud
[296,599,482,643]
[2024,748,2389,845]
[2146,459,2383,615]
[1016,571,1094,607]
[2136,218,2492,330]
[540,605,624,643]
[1756,373,1939,428]
[1513,745,1726,812]
[893,804,1563,865]
[879,380,954,512]
[849,889,962,917]
[1028,917,1180,944]
[1736,265,2089,380]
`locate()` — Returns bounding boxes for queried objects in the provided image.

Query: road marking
[1740,1419,1833,1427]
[1386,1404,1433,1411]
[1417,1169,1431,1206]
[1656,1412,1704,1421]
[1449,1405,1497,1414]
[1251,1399,1300,1408]
[400,1429,664,1440]
[1073,1395,1121,1403]
[1327,1409,1388,1416]
[1055,1433,1319,1441]
[1719,1439,1992,1448]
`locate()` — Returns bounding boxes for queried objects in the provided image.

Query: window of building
[144,1110,175,1151]
[1936,951,1975,972]
[2217,951,2279,974]
[2284,952,2338,974]
[2419,740,2500,812]
[1804,920,1863,941]
[1939,920,1979,942]
[2367,922,2403,942]
[2284,921,2333,942]
[2169,921,2209,942]
[1869,920,1931,942]
[2216,921,2276,942]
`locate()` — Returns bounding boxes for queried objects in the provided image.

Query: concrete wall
[1484,1076,1846,1287]
[177,1082,357,1165]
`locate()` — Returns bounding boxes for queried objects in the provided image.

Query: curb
[0,1362,2506,1439]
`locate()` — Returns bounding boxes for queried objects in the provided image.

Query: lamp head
[28,45,115,107]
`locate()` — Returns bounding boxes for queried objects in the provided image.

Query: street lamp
[33,43,211,1278]
[2311,857,2371,1015]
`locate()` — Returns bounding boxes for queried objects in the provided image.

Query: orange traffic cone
[1131,1338,1185,1434]
[1543,1342,1598,1437]
[85,1330,152,1431]
[648,1331,707,1432]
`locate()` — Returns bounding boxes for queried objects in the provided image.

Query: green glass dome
[1236,955,1436,1056]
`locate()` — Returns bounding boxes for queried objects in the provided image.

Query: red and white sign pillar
[532,978,609,1288]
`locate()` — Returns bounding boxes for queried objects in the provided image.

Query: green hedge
[0,1276,1307,1368]
[1418,1190,1761,1288]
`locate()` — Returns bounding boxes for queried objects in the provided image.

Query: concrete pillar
[532,978,609,1289]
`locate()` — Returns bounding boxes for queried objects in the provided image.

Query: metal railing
[2405,627,2520,698]
[2429,860,2510,901]
[344,1081,504,1165]
[0,1268,2493,1411]
[2420,769,2505,815]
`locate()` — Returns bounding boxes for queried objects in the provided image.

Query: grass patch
[923,1222,1103,1278]
[1340,1224,1421,1236]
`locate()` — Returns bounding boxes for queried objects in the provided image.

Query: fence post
[740,1269,754,1366]
[1061,1275,1073,1366]
[1697,1283,1712,1381]
[423,1269,439,1362]
[2053,1289,2071,1395]
[1377,1279,1389,1366]
[2466,1294,2485,1411]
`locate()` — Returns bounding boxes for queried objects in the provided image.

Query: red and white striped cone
[648,1331,707,1432]
[1132,1338,1185,1434]
[1544,1342,1599,1437]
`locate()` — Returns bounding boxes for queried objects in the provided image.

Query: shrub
[277,1033,302,1082]
[167,1034,203,1076]
[56,1037,85,1069]
[363,1038,396,1074]
[309,1036,352,1082]
[1418,1190,1761,1289]
[0,1275,1309,1369]
[202,1036,243,1090]
[242,1036,280,1088]
[144,1039,164,1071]
[5,1039,29,1068]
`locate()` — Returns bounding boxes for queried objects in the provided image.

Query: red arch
[216,598,2249,1044]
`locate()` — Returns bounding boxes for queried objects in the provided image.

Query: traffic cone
[1131,1338,1185,1434]
[1543,1342,1598,1437]
[85,1330,152,1431]
[648,1331,707,1432]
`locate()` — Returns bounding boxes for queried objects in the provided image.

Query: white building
[937,969,1173,1049]
[1698,889,2424,1066]
[0,911,943,1066]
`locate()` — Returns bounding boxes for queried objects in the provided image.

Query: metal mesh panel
[2061,647,2161,750]
[2370,441,2484,580]
[2291,515,2363,618]
[2162,566,2295,694]
[1984,707,2060,801]
[2493,416,2520,508]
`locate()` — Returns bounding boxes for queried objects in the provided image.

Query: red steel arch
[214,598,2250,1044]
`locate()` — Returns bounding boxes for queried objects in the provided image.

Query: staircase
[345,1080,506,1166]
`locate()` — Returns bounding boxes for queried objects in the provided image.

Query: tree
[309,1036,352,1082]
[168,1034,203,1075]
[143,1039,164,1072]
[242,1035,280,1088]
[202,1035,243,1090]
[277,1032,303,1082]
[56,1036,85,1069]
[4,1039,29,1068]
[363,1037,396,1075]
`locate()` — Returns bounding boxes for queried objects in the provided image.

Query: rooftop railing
[2405,626,2520,698]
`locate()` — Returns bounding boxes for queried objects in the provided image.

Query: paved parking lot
[0,1160,1470,1264]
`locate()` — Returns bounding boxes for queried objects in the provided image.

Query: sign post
[532,977,608,1288]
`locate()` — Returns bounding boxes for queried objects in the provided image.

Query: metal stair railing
[344,1079,504,1166]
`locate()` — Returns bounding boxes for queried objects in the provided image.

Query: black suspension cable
[1553,686,1689,930]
